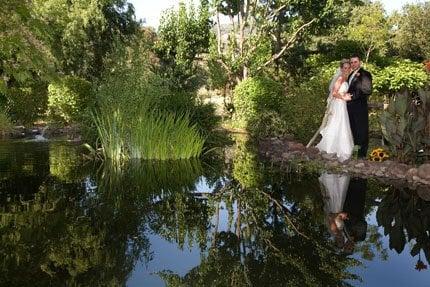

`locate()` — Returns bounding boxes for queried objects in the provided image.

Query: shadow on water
[0,140,429,286]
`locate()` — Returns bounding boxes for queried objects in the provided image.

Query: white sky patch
[128,0,423,29]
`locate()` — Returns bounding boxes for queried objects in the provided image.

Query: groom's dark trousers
[347,68,372,158]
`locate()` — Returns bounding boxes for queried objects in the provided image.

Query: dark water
[0,141,429,286]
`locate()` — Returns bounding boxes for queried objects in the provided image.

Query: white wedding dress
[316,81,354,162]
[319,173,350,214]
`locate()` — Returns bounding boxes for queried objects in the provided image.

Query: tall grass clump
[129,112,204,160]
[92,108,127,162]
[92,105,205,162]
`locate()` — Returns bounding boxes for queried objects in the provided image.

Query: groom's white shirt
[348,69,359,85]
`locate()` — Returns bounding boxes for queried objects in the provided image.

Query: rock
[283,134,295,141]
[308,152,319,160]
[382,160,394,166]
[288,142,305,152]
[417,164,430,180]
[270,138,283,146]
[417,185,430,201]
[413,176,421,182]
[406,168,418,181]
[375,171,384,177]
[355,163,365,168]
[329,161,340,167]
[390,164,409,179]
[322,153,337,161]
[306,147,319,154]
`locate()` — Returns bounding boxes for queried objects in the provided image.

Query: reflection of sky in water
[127,176,213,287]
[348,209,430,287]
[127,233,202,287]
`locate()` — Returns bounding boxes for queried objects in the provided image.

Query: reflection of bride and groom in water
[319,172,367,254]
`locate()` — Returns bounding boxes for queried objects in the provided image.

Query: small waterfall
[34,126,48,141]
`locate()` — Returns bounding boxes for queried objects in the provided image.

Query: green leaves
[392,2,430,61]
[346,2,390,62]
[0,0,56,85]
[233,76,284,137]
[47,76,93,123]
[155,1,210,90]
[374,60,429,95]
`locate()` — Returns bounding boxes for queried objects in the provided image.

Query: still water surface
[0,141,429,286]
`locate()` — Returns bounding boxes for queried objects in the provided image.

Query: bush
[47,76,93,124]
[5,81,48,125]
[233,76,284,136]
[0,109,13,135]
[283,81,328,143]
[190,102,220,136]
[281,63,337,143]
[373,60,429,96]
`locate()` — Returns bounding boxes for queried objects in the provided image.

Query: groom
[346,55,372,159]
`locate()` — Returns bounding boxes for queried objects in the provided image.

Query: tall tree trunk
[216,10,222,54]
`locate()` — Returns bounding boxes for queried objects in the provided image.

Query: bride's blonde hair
[340,58,350,68]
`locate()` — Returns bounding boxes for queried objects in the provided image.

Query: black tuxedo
[347,67,372,158]
[343,178,367,242]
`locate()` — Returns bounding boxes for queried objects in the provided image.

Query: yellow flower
[369,147,390,162]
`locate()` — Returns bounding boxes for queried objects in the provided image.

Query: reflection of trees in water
[160,139,361,287]
[3,140,427,285]
[0,142,50,197]
[0,181,149,286]
[97,159,213,250]
[377,187,430,265]
[0,156,222,286]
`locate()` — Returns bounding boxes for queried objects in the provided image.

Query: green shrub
[47,76,93,124]
[0,109,13,135]
[5,81,48,125]
[233,76,284,136]
[190,102,220,136]
[282,66,334,143]
[373,60,429,96]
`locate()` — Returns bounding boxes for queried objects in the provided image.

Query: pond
[0,141,429,286]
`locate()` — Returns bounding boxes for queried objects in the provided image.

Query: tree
[210,0,349,86]
[0,0,55,91]
[33,0,139,79]
[346,1,390,63]
[155,0,211,90]
[392,2,430,61]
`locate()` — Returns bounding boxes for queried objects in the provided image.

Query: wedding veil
[329,68,342,96]
[306,67,341,148]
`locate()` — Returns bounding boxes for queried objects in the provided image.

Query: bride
[319,172,350,248]
[315,59,354,162]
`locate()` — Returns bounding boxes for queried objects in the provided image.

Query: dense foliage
[373,60,429,96]
[47,76,93,124]
[155,0,211,90]
[233,77,285,137]
[392,2,430,61]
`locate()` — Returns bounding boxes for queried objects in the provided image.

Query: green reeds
[92,109,127,163]
[92,107,205,162]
